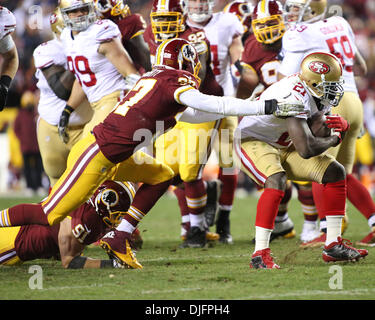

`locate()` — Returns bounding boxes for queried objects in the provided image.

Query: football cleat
[250,248,280,269]
[180,226,207,248]
[204,179,222,227]
[300,232,326,248]
[100,230,143,269]
[322,237,368,263]
[216,209,234,245]
[270,216,296,242]
[181,230,220,241]
[356,227,375,247]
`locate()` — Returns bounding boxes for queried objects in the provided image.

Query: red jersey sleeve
[117,14,147,42]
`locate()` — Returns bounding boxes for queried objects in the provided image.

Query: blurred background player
[235,51,367,268]
[145,0,223,247]
[279,0,375,247]
[0,180,137,269]
[57,0,140,142]
[185,0,245,244]
[0,6,18,111]
[33,8,93,188]
[13,91,44,196]
[94,0,152,73]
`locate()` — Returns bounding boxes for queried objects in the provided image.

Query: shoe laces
[337,237,356,250]
[261,248,276,265]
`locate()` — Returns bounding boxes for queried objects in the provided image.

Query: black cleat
[322,237,367,263]
[180,226,207,248]
[204,180,222,227]
[216,209,233,244]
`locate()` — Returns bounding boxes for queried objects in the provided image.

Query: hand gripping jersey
[60,19,127,103]
[13,202,109,262]
[0,6,16,40]
[241,34,281,89]
[237,74,321,149]
[93,66,200,164]
[143,24,223,96]
[33,39,92,126]
[279,16,358,93]
[187,12,244,96]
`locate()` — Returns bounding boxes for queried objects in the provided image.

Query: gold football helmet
[300,52,344,107]
[284,0,327,23]
[59,0,97,32]
[50,8,65,36]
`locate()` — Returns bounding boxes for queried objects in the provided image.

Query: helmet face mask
[252,0,286,44]
[151,0,186,42]
[300,52,344,107]
[186,0,215,24]
[59,0,97,32]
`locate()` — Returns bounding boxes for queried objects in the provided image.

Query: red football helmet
[223,1,254,33]
[150,0,186,42]
[154,38,201,84]
[90,180,135,228]
[252,0,286,44]
[93,0,130,20]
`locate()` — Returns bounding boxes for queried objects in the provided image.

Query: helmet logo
[101,189,119,207]
[308,61,330,74]
[50,13,58,24]
[182,44,196,61]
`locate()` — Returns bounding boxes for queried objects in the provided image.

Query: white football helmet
[59,0,98,32]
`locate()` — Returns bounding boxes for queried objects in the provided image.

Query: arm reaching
[177,88,307,118]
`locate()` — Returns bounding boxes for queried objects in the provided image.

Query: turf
[0,193,374,301]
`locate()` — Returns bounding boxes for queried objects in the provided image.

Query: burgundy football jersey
[241,34,281,89]
[117,14,146,43]
[14,202,108,261]
[143,24,223,96]
[93,66,200,163]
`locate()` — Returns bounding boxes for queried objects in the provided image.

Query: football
[307,112,332,137]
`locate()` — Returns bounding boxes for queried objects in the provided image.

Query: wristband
[0,75,12,88]
[264,99,277,115]
[67,256,87,269]
[64,104,75,114]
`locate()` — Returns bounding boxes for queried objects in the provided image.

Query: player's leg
[286,151,368,262]
[0,227,22,265]
[37,117,83,187]
[234,139,285,269]
[215,117,238,244]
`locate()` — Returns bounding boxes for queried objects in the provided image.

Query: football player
[0,38,304,269]
[234,51,368,268]
[185,0,246,244]
[94,0,152,73]
[57,0,140,142]
[278,0,374,246]
[34,8,93,187]
[237,0,320,244]
[0,6,18,111]
[145,0,224,247]
[0,180,138,269]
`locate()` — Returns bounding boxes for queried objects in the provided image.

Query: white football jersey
[187,12,244,96]
[0,6,16,40]
[33,39,93,126]
[60,19,127,103]
[237,74,323,149]
[279,16,358,93]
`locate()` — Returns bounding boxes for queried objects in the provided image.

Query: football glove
[325,115,350,132]
[58,105,74,144]
[0,75,12,112]
[272,97,308,118]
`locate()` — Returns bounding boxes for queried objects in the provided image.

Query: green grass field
[0,193,375,302]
